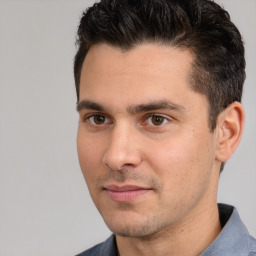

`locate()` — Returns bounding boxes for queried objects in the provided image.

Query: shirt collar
[201,203,253,256]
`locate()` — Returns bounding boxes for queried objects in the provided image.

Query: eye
[145,114,169,126]
[86,114,111,125]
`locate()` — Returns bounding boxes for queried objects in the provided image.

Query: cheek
[145,130,215,188]
[145,134,215,215]
[146,135,199,170]
[77,129,105,181]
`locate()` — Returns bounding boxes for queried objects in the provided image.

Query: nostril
[102,149,142,172]
[118,163,134,172]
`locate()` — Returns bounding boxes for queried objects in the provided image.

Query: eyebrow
[76,100,104,112]
[76,99,186,114]
[126,100,186,115]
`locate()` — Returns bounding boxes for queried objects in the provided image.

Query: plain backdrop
[0,0,255,255]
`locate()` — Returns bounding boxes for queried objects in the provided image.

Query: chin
[111,227,155,238]
[104,214,167,238]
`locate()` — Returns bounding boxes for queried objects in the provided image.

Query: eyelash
[143,114,170,126]
[84,113,111,125]
[83,113,171,127]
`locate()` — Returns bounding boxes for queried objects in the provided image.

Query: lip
[104,185,152,202]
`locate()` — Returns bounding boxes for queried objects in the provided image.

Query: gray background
[0,0,255,255]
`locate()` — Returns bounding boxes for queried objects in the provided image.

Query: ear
[215,101,245,162]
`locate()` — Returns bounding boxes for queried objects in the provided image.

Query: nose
[103,123,143,171]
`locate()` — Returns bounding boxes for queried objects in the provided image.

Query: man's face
[77,43,220,237]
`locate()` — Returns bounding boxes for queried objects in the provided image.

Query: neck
[116,201,221,256]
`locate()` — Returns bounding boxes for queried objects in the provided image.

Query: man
[74,0,256,255]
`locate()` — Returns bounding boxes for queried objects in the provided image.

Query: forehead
[79,43,206,112]
[82,43,193,78]
[81,43,193,86]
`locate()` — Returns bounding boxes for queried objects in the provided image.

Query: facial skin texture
[77,43,244,256]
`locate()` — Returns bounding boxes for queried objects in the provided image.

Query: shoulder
[76,242,104,256]
[248,234,256,256]
[75,235,117,256]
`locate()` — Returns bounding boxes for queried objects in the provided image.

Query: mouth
[103,184,152,202]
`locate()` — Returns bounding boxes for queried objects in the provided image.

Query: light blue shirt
[76,204,256,256]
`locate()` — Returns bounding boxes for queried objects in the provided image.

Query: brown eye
[94,115,105,124]
[145,114,169,126]
[151,115,165,125]
[88,114,109,125]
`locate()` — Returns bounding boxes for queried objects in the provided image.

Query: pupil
[94,115,105,124]
[152,116,163,125]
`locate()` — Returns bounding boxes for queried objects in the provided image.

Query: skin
[77,43,244,256]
